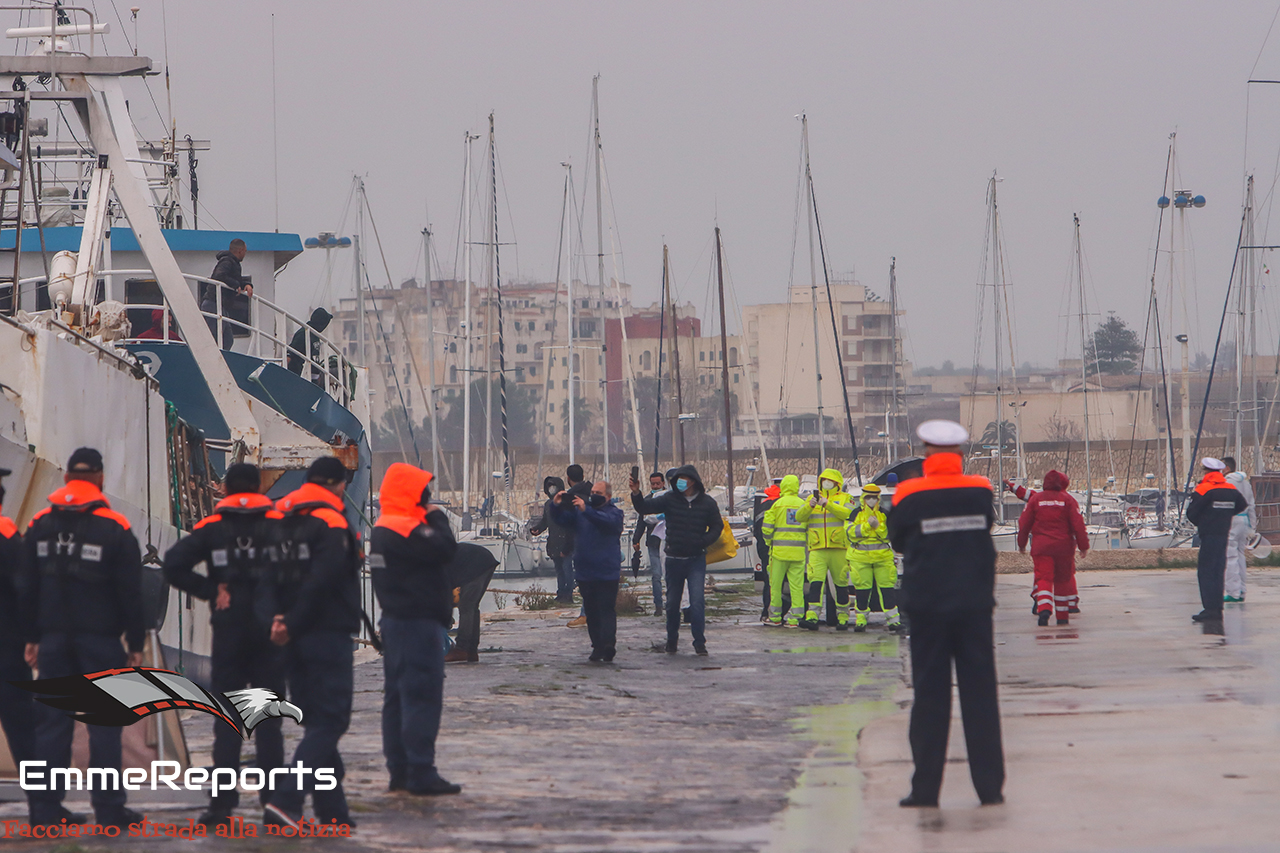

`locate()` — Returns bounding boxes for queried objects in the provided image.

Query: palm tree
[981,420,1017,449]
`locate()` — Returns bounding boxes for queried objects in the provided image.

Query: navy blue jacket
[551,499,624,582]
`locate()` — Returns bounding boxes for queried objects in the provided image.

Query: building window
[641,350,651,370]
[546,321,553,331]
[450,366,458,382]
[562,357,568,367]
[562,379,568,389]
[734,374,739,384]
[549,403,555,412]
[700,351,705,362]
[730,347,737,365]
[530,365,538,376]
[549,425,555,435]
[449,342,457,353]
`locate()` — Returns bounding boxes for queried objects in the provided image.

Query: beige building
[961,383,1159,443]
[742,282,908,448]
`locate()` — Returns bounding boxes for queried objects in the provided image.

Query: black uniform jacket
[630,465,723,559]
[1185,473,1249,539]
[163,492,282,628]
[887,452,997,614]
[25,480,145,651]
[369,464,459,626]
[266,483,360,637]
[0,511,33,648]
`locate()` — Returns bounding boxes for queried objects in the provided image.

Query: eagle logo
[12,667,302,739]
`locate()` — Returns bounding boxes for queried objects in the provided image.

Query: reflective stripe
[920,515,988,534]
[854,543,890,551]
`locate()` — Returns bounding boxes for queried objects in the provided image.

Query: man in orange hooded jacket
[367,462,461,797]
[1016,470,1089,627]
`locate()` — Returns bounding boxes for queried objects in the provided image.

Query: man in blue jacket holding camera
[551,481,624,663]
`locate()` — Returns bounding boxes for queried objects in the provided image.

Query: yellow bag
[705,518,739,564]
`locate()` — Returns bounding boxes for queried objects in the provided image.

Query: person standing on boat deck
[204,238,251,349]
[1186,458,1248,624]
[529,476,574,604]
[0,466,43,828]
[287,307,333,378]
[444,542,499,663]
[796,468,854,631]
[632,471,669,617]
[1016,470,1088,627]
[24,448,146,830]
[162,463,286,828]
[630,464,723,656]
[1222,457,1256,603]
[761,475,806,628]
[262,456,363,829]
[365,462,462,796]
[552,482,624,662]
[888,420,1004,808]
[563,464,593,628]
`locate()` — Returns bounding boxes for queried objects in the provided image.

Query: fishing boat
[0,10,370,774]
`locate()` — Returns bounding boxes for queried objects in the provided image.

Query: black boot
[1038,611,1050,627]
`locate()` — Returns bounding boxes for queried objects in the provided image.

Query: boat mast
[989,174,1005,522]
[423,227,443,483]
[462,131,477,514]
[562,162,576,463]
[653,248,667,467]
[716,227,734,514]
[490,113,511,512]
[1075,214,1093,524]
[484,118,496,513]
[666,244,687,464]
[802,114,826,469]
[1247,175,1262,472]
[888,257,901,462]
[593,76,610,476]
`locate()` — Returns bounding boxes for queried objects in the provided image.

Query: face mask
[676,478,690,493]
[821,479,836,491]
[588,494,607,508]
[546,485,560,498]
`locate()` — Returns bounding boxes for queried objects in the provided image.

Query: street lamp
[1158,190,1206,481]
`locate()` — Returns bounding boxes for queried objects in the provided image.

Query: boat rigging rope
[490,123,511,495]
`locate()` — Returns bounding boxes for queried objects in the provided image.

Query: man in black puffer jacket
[630,464,722,656]
[529,476,574,603]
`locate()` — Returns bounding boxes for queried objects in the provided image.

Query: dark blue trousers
[380,616,447,787]
[553,555,574,601]
[209,620,285,810]
[665,554,707,647]
[1197,533,1228,616]
[273,631,352,821]
[0,646,35,812]
[29,632,128,821]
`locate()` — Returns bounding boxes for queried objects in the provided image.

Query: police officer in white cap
[886,420,1004,807]
[1185,457,1248,623]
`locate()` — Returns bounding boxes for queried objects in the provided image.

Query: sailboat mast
[716,227,734,514]
[462,131,477,514]
[1075,214,1092,524]
[666,244,687,464]
[593,77,610,477]
[423,227,443,483]
[1246,175,1262,471]
[653,248,667,467]
[563,163,576,464]
[888,257,900,463]
[490,113,511,510]
[484,117,496,510]
[802,115,826,469]
[990,175,1005,521]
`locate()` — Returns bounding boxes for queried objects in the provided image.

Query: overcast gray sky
[114,1,1280,369]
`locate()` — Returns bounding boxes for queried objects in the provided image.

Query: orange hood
[48,479,111,510]
[375,463,434,536]
[215,492,277,512]
[1195,470,1234,496]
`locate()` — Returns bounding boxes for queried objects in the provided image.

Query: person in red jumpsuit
[1016,470,1089,626]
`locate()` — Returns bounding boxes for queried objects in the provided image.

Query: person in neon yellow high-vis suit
[796,468,853,630]
[846,483,901,632]
[761,475,808,627]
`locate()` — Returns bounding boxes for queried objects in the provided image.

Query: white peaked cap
[1201,457,1226,471]
[917,419,969,446]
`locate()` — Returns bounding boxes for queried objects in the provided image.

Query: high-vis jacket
[24,480,145,650]
[887,452,997,613]
[846,498,891,552]
[796,468,854,550]
[1186,472,1248,539]
[762,475,808,562]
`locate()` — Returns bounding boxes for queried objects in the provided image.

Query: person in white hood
[1223,457,1257,603]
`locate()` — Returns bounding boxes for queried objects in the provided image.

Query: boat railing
[102,269,358,408]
